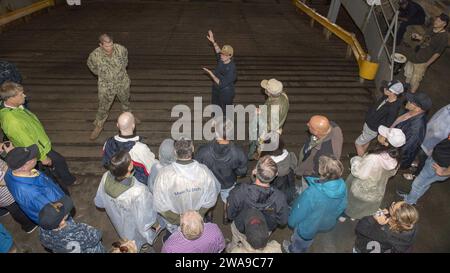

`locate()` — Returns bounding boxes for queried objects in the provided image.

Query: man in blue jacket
[4,145,72,226]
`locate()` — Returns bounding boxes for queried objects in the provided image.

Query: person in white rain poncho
[342,126,405,221]
[94,150,164,249]
[153,138,220,232]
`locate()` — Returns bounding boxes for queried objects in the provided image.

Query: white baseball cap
[385,80,404,95]
[378,125,406,147]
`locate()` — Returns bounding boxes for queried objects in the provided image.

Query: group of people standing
[0,20,449,253]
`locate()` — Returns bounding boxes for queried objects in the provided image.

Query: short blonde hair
[99,33,113,44]
[389,201,419,233]
[180,210,204,240]
[0,81,23,101]
[318,155,343,180]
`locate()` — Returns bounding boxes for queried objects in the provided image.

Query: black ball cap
[5,144,39,170]
[39,196,74,230]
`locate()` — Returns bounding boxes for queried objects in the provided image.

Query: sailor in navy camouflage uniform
[38,197,105,253]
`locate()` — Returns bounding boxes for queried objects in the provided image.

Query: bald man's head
[307,115,331,138]
[117,112,135,135]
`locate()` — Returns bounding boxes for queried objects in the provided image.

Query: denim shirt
[421,104,450,156]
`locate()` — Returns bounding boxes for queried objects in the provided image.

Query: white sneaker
[338,216,347,223]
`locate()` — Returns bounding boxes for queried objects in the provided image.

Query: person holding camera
[404,13,449,93]
[343,126,404,221]
[353,201,419,253]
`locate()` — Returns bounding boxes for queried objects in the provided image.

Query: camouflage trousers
[94,80,131,127]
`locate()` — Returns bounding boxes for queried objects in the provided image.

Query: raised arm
[207,30,221,54]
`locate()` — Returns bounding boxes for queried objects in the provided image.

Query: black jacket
[365,96,402,132]
[270,151,298,205]
[227,180,289,231]
[395,113,427,169]
[195,141,248,189]
[354,216,417,253]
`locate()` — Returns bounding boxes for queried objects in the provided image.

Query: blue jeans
[289,229,313,253]
[405,157,449,204]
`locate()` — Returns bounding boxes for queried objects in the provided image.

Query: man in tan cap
[248,78,289,160]
[203,30,237,114]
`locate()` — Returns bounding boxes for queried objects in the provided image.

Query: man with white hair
[102,112,157,185]
[162,210,225,253]
[87,33,134,140]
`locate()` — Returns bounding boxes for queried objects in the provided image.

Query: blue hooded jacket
[5,169,65,224]
[288,176,347,240]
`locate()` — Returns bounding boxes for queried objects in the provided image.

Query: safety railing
[292,0,379,80]
[0,0,55,27]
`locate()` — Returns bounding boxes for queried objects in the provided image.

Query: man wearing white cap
[354,80,404,157]
[248,78,289,160]
[203,30,237,114]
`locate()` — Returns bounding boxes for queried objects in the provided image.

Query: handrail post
[345,33,356,59]
[310,9,316,27]
[324,29,332,40]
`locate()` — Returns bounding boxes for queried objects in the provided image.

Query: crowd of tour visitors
[0,16,449,253]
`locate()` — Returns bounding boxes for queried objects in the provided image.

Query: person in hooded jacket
[147,138,176,193]
[283,155,347,253]
[260,138,297,206]
[94,150,164,250]
[354,201,418,253]
[227,155,289,233]
[343,126,405,221]
[195,118,247,224]
[102,112,157,185]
